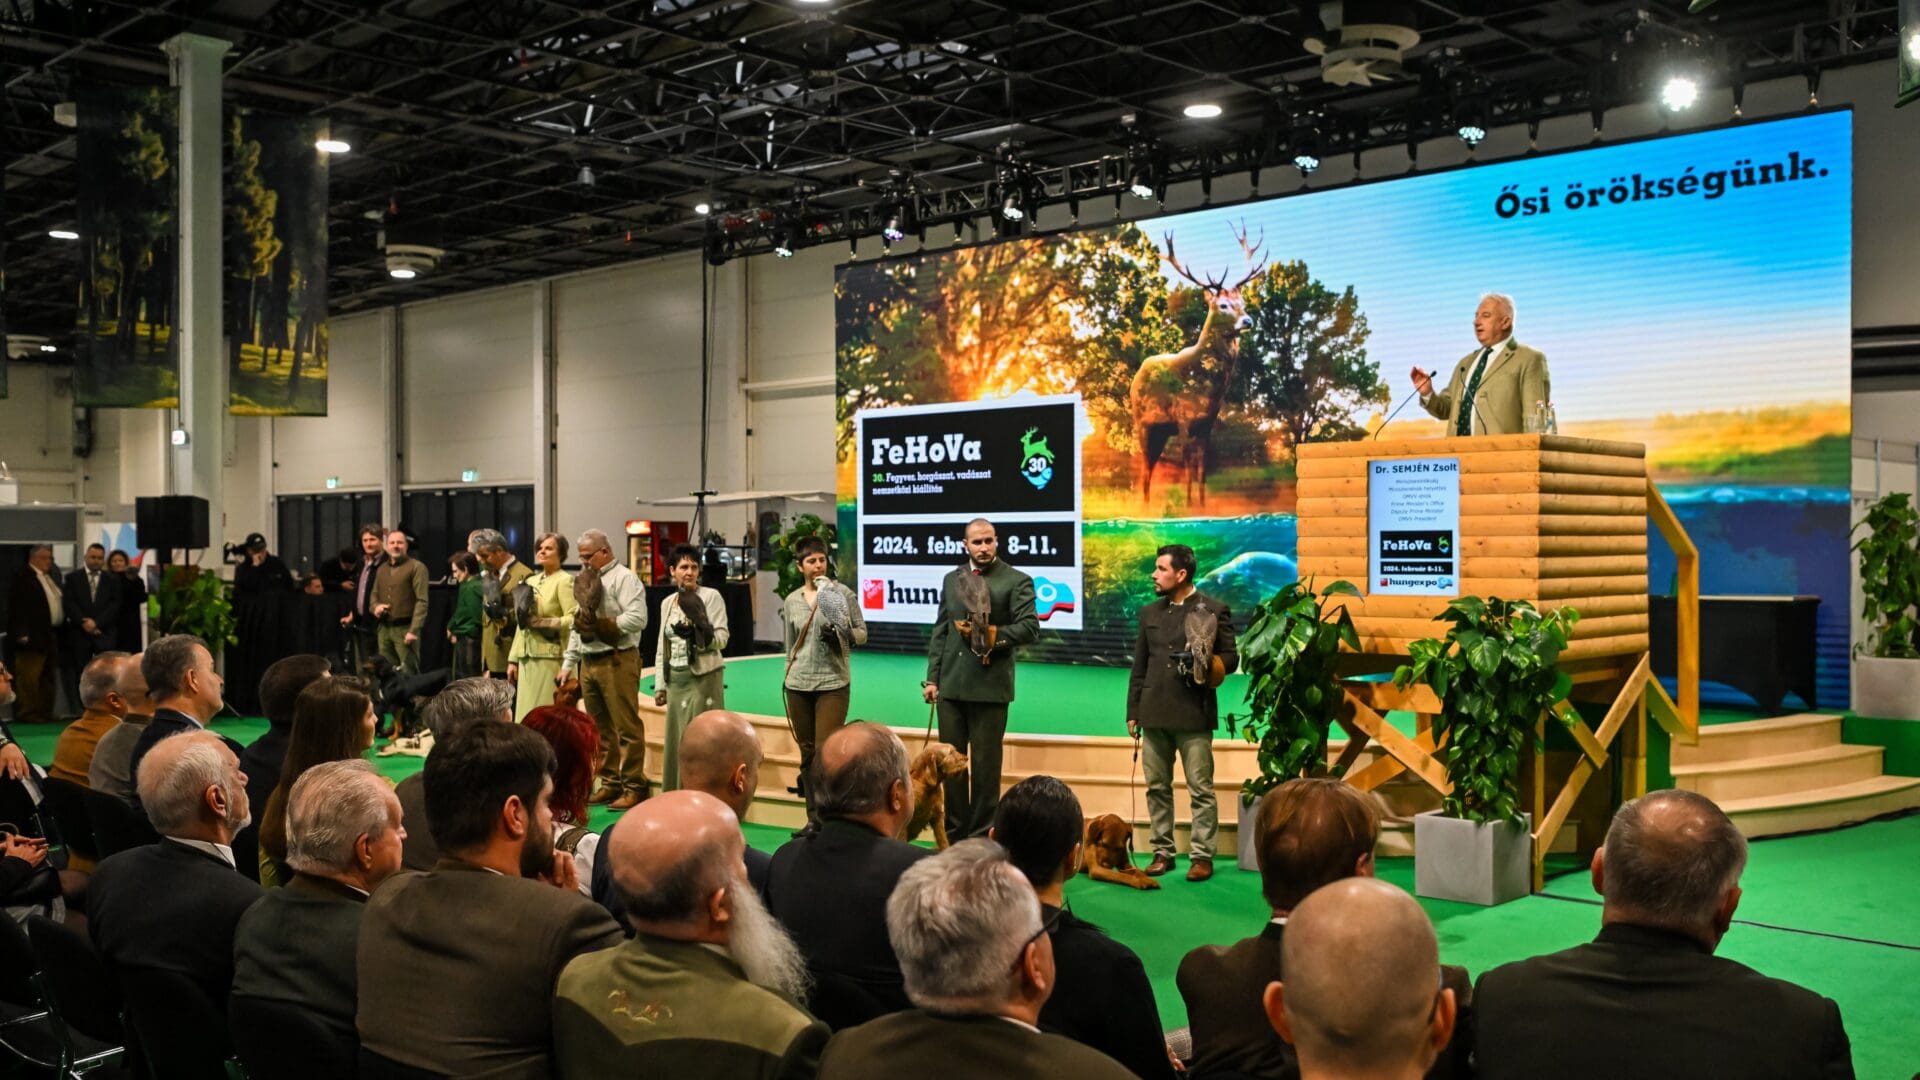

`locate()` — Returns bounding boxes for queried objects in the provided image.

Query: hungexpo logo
[1019,427,1056,491]
[1034,576,1076,620]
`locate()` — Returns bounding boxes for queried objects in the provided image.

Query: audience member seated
[1473,789,1853,1079]
[765,722,929,1024]
[239,654,335,818]
[356,722,623,1077]
[818,840,1133,1080]
[398,676,515,871]
[1178,778,1472,1080]
[87,654,154,800]
[88,729,261,1010]
[128,634,245,796]
[524,704,602,891]
[553,790,826,1079]
[1266,879,1458,1080]
[991,775,1174,1079]
[2,831,52,895]
[49,651,135,787]
[232,759,405,1043]
[258,676,379,886]
[595,708,771,925]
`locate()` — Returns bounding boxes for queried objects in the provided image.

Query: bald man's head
[813,722,911,824]
[607,790,744,932]
[1269,879,1453,1078]
[1596,789,1746,947]
[678,711,764,819]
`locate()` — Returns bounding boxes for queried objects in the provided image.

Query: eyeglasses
[1019,904,1067,959]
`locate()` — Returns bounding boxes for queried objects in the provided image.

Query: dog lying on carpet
[899,742,970,850]
[1082,813,1159,890]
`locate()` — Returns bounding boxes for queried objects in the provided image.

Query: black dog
[360,655,453,740]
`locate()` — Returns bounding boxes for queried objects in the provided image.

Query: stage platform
[9,716,1918,1076]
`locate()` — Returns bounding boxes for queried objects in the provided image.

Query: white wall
[402,286,537,487]
[0,364,81,504]
[271,311,389,497]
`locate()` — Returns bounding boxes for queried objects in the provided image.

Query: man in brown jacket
[371,530,429,674]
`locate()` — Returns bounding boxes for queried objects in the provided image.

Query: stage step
[1670,744,1885,803]
[1715,775,1920,838]
[1670,713,1841,765]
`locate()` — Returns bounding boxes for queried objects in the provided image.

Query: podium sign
[1367,457,1460,595]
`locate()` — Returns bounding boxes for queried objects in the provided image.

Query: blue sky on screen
[1148,111,1852,421]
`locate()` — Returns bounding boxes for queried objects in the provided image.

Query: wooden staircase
[1669,713,1920,837]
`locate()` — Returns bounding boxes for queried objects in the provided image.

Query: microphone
[1373,385,1424,440]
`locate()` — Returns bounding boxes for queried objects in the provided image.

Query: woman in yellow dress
[508,531,577,721]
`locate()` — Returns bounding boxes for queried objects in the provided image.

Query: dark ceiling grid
[0,0,1902,340]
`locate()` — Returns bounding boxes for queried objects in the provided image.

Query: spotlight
[39,343,57,353]
[1128,168,1155,200]
[389,267,418,280]
[1183,102,1222,119]
[882,213,905,244]
[315,138,351,154]
[1290,114,1323,176]
[48,229,79,240]
[577,164,596,186]
[385,242,442,280]
[694,200,711,215]
[1292,151,1320,175]
[1660,75,1699,112]
[1000,190,1025,222]
[1456,123,1487,147]
[772,224,795,258]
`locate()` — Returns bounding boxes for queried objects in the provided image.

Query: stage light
[577,164,596,186]
[1661,75,1699,112]
[1290,114,1323,176]
[1183,102,1222,119]
[48,229,79,240]
[1293,152,1320,175]
[882,212,905,243]
[39,343,57,353]
[694,200,711,215]
[315,138,351,154]
[1000,191,1025,222]
[1457,123,1487,147]
[772,224,795,258]
[388,267,418,280]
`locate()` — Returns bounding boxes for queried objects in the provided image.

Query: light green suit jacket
[1420,339,1551,436]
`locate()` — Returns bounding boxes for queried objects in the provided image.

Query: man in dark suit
[396,676,516,871]
[61,543,121,713]
[922,518,1039,840]
[1128,542,1238,881]
[818,839,1133,1080]
[1178,778,1473,1080]
[127,634,244,797]
[88,729,261,1010]
[765,722,929,1024]
[233,760,405,1042]
[594,708,773,929]
[356,722,622,1077]
[990,775,1174,1079]
[555,791,827,1079]
[1473,789,1854,1079]
[1267,878,1458,1080]
[6,544,66,724]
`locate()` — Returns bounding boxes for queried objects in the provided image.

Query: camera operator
[1125,543,1237,884]
[233,533,296,594]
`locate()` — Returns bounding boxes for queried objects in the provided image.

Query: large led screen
[837,111,1853,705]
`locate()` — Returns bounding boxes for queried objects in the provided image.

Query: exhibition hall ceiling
[0,0,1903,336]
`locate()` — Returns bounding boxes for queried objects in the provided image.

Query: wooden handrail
[1646,481,1699,741]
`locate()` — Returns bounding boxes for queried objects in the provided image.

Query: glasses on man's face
[1017,904,1067,965]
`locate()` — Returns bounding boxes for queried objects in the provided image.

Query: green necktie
[1455,347,1492,436]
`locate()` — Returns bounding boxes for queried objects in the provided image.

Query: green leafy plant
[768,513,838,599]
[1851,491,1920,659]
[149,565,239,648]
[1392,597,1579,825]
[1233,579,1361,800]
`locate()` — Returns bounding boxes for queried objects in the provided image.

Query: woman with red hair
[523,704,603,894]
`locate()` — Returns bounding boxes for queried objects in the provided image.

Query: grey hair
[1479,292,1516,328]
[886,839,1042,1010]
[79,651,132,708]
[285,760,394,875]
[469,529,508,556]
[576,528,611,555]
[421,676,516,742]
[142,634,209,700]
[1601,789,1747,931]
[812,722,910,819]
[137,730,234,835]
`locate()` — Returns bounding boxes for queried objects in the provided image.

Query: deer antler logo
[1019,426,1056,490]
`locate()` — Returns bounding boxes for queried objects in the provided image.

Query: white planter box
[1413,810,1532,906]
[1853,656,1920,721]
[1236,792,1262,872]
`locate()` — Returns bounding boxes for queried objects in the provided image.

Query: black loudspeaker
[135,496,210,550]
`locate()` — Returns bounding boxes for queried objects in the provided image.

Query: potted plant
[1230,579,1360,870]
[768,513,838,599]
[150,564,240,653]
[1393,596,1578,905]
[1851,491,1920,720]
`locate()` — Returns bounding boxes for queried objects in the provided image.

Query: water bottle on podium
[1527,400,1558,435]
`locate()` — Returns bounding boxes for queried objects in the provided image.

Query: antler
[1162,232,1224,292]
[1227,220,1266,291]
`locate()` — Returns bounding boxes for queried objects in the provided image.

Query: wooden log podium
[1295,434,1700,890]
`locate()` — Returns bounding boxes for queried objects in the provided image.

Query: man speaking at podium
[1410,293,1550,436]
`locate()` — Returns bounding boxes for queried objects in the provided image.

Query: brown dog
[900,742,970,850]
[1082,813,1159,890]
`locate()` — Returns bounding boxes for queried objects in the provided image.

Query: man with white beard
[554,790,827,1080]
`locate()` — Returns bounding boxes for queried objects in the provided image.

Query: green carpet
[16,716,1919,1077]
